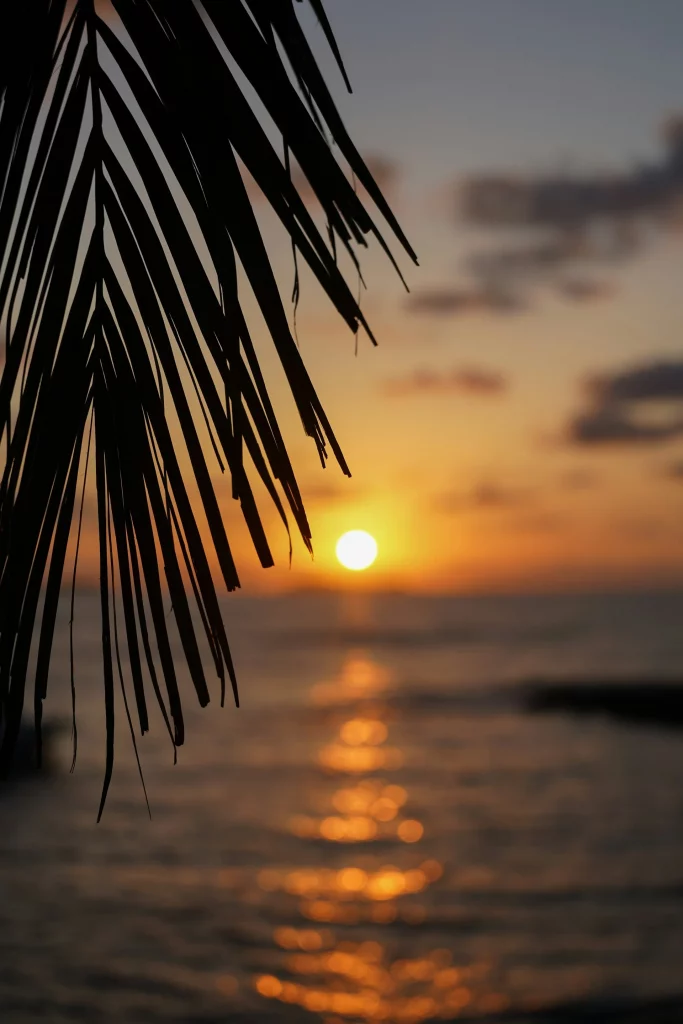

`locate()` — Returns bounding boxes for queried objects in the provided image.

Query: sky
[77,1,683,594]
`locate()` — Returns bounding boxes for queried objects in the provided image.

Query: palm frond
[0,0,416,814]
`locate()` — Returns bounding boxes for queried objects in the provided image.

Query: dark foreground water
[2,589,683,1023]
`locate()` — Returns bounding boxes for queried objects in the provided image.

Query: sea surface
[2,589,683,1023]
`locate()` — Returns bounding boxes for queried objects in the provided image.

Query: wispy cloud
[405,285,524,317]
[383,366,507,398]
[301,479,363,502]
[662,459,683,480]
[567,359,683,445]
[555,279,615,303]
[244,152,400,207]
[293,153,399,203]
[560,468,601,490]
[507,510,567,534]
[436,481,533,513]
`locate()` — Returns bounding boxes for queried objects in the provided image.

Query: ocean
[2,588,683,1023]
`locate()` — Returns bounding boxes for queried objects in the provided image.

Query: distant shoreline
[525,680,683,730]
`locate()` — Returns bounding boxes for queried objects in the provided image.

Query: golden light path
[248,653,510,1022]
[336,530,378,571]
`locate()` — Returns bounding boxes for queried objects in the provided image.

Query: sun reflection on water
[253,652,506,1021]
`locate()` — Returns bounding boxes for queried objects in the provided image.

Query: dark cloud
[462,116,683,228]
[590,361,683,403]
[568,358,683,446]
[425,116,683,315]
[569,408,682,445]
[436,481,533,513]
[383,366,507,398]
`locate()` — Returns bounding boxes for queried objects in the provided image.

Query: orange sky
[66,1,683,595]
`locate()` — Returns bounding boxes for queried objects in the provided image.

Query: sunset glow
[57,3,683,597]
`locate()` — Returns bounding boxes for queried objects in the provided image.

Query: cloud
[508,511,567,534]
[589,361,683,403]
[405,285,524,317]
[437,482,567,534]
[560,468,601,490]
[302,480,362,502]
[569,409,682,445]
[289,153,400,203]
[427,115,683,314]
[436,481,533,513]
[383,366,508,398]
[353,155,400,198]
[555,279,615,303]
[663,459,683,480]
[567,358,683,446]
[609,516,664,541]
[244,152,400,207]
[462,116,683,229]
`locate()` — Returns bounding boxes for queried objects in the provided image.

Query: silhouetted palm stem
[0,0,416,814]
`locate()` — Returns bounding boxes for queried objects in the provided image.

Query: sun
[336,530,378,572]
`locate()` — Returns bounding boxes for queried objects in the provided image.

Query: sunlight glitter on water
[253,652,505,1022]
[5,591,683,1021]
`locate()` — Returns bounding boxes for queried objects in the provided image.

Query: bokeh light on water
[253,652,506,1022]
[3,590,683,1021]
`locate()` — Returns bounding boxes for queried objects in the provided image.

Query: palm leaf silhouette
[0,0,415,815]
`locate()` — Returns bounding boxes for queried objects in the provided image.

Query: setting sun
[336,531,378,572]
